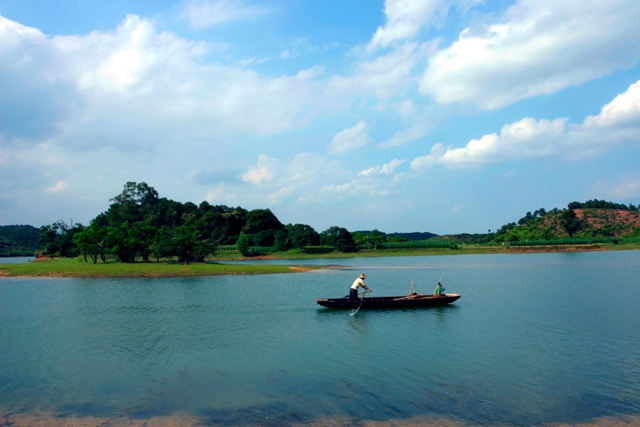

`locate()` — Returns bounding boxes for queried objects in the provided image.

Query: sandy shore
[1,410,640,427]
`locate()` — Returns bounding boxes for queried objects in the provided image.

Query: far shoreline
[0,242,638,278]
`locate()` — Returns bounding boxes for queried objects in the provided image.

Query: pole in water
[350,292,365,316]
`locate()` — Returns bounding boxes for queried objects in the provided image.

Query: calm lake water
[1,251,640,427]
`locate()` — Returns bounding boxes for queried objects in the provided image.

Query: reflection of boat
[316,293,461,309]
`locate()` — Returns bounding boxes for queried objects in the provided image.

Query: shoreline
[1,409,639,427]
[1,243,638,278]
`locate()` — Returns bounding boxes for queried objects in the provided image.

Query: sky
[1,0,640,235]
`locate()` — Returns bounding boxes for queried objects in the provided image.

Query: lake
[1,251,639,426]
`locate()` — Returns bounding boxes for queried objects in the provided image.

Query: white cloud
[327,43,420,99]
[420,0,640,110]
[358,159,406,176]
[46,181,67,193]
[583,80,640,129]
[0,14,323,154]
[329,121,371,154]
[205,184,228,203]
[180,0,266,30]
[411,79,640,172]
[321,183,353,193]
[369,0,449,50]
[242,154,279,184]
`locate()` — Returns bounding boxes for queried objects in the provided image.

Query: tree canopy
[37,181,361,262]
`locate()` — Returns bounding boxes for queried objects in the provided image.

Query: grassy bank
[0,257,313,278]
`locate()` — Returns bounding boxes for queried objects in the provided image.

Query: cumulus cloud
[0,14,323,154]
[320,158,408,199]
[369,0,448,50]
[358,159,406,176]
[411,79,640,172]
[329,121,371,154]
[419,0,640,110]
[242,154,279,184]
[180,0,267,29]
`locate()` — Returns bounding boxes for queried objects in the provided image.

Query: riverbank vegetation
[1,180,639,271]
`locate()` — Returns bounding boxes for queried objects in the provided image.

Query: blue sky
[1,0,639,235]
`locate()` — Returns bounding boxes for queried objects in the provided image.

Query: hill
[0,225,41,257]
[488,201,640,243]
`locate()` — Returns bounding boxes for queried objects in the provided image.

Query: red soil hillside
[574,209,640,236]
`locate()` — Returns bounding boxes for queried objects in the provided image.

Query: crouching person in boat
[434,281,445,297]
[350,273,371,302]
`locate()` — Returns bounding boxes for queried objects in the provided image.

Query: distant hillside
[489,200,640,243]
[0,225,41,257]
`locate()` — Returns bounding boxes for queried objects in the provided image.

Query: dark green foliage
[171,222,214,264]
[242,209,284,234]
[252,229,276,247]
[0,225,41,257]
[72,223,107,263]
[37,182,242,262]
[320,226,357,252]
[284,223,320,249]
[560,208,583,237]
[235,233,253,256]
[39,220,84,258]
[568,199,635,211]
[353,230,438,245]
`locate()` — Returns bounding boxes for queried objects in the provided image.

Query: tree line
[0,225,41,257]
[38,182,358,263]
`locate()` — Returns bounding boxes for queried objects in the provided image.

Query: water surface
[1,251,639,426]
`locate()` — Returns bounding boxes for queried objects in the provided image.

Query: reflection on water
[1,251,640,426]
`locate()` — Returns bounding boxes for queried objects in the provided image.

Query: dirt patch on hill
[575,209,640,236]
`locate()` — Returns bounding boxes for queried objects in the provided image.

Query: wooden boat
[316,293,461,309]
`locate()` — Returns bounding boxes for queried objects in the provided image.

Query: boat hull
[316,293,460,309]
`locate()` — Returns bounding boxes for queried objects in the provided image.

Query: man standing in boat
[350,273,371,302]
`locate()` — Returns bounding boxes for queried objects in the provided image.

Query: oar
[350,291,366,316]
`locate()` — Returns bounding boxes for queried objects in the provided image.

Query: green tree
[285,223,320,249]
[38,220,83,258]
[39,224,59,258]
[72,223,107,263]
[149,226,174,262]
[320,226,357,253]
[560,208,583,237]
[242,209,283,234]
[235,233,253,256]
[171,222,214,264]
